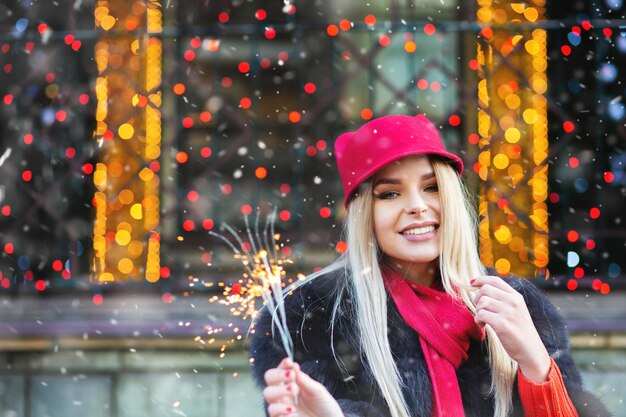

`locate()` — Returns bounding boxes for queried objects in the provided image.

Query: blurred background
[0,0,625,416]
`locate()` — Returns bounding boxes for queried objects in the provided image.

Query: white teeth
[402,225,435,235]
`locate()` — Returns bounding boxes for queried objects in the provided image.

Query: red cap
[334,114,463,208]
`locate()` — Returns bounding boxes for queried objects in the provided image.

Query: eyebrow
[373,172,436,187]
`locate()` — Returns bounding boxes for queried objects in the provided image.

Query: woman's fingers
[267,403,297,417]
[263,383,299,403]
[264,359,296,386]
[471,275,515,294]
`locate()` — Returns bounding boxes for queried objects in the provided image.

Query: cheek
[372,207,388,240]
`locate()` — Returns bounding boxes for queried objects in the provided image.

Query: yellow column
[92,0,162,282]
[476,0,549,278]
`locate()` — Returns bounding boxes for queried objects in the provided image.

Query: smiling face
[372,155,441,285]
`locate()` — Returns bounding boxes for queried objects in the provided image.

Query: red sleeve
[518,357,579,417]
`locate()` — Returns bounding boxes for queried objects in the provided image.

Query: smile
[401,225,436,236]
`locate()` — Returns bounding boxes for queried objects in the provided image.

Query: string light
[477,0,548,278]
[92,0,162,282]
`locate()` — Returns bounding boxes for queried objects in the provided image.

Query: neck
[383,258,438,287]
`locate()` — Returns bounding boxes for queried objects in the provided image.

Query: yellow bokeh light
[146,268,160,282]
[118,258,134,274]
[119,189,134,205]
[505,94,521,109]
[511,35,523,46]
[525,40,540,55]
[493,153,510,169]
[142,195,159,210]
[128,240,144,258]
[493,8,508,23]
[524,7,539,22]
[477,7,493,22]
[497,84,513,99]
[523,109,538,124]
[94,165,107,190]
[495,258,511,275]
[498,115,516,130]
[531,77,547,94]
[115,230,132,246]
[130,203,143,219]
[117,222,132,232]
[504,127,521,143]
[118,123,135,140]
[99,272,114,282]
[94,6,109,20]
[101,15,116,31]
[139,168,154,182]
[508,164,524,185]
[510,3,526,13]
[494,225,513,244]
[131,40,140,54]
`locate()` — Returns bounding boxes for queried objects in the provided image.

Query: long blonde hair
[300,159,517,417]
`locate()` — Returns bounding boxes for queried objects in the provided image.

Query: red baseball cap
[334,114,464,208]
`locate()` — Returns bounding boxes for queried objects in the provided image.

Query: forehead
[374,155,433,178]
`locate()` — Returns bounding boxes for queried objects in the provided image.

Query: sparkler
[209,209,296,360]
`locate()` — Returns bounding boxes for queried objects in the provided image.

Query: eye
[424,184,439,192]
[376,191,399,199]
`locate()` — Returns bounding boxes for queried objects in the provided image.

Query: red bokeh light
[200,147,212,158]
[202,218,214,230]
[304,82,316,94]
[563,121,575,133]
[238,61,251,73]
[320,207,331,218]
[567,230,579,242]
[187,190,199,202]
[449,114,461,126]
[566,279,578,291]
[336,241,348,253]
[326,24,339,37]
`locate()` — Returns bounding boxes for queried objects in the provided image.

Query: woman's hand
[471,275,551,383]
[263,357,345,417]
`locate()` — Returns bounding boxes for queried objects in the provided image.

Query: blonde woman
[250,115,609,417]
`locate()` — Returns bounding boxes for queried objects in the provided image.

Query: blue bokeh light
[598,63,618,83]
[574,178,588,193]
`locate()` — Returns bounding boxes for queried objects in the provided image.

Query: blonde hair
[300,159,517,417]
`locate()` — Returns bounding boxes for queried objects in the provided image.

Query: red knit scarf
[382,265,485,417]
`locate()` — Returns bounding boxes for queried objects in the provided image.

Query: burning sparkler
[209,209,297,360]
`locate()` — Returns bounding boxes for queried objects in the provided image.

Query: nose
[405,190,428,215]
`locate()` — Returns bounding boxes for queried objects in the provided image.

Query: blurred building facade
[0,0,625,415]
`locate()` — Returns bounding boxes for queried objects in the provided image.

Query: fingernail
[285,371,291,378]
[470,279,476,285]
[286,407,293,413]
[286,384,292,392]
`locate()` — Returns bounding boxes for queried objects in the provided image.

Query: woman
[250,115,610,417]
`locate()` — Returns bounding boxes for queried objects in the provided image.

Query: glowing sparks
[208,211,302,360]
